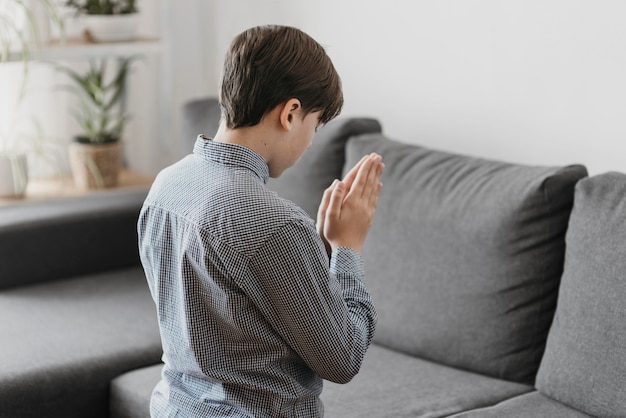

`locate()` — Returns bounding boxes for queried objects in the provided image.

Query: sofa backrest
[0,188,148,289]
[180,97,221,158]
[345,133,587,385]
[535,172,626,416]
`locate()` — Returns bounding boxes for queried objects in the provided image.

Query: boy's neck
[212,101,304,178]
[214,120,274,160]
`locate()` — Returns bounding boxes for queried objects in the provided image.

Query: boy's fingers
[348,158,371,197]
[370,163,384,205]
[363,160,384,200]
[343,153,378,192]
[351,154,380,198]
[319,180,337,216]
[369,179,383,206]
[342,155,368,190]
[326,181,345,220]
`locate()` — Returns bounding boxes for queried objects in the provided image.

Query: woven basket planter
[69,140,122,189]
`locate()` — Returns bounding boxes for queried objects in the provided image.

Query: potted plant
[0,0,64,197]
[55,55,138,189]
[65,0,138,42]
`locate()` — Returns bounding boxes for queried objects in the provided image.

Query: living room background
[1,0,624,178]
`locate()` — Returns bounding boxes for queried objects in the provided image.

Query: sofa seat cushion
[109,344,532,418]
[110,363,163,418]
[536,172,626,417]
[321,344,532,418]
[0,267,162,418]
[345,133,587,384]
[448,391,592,417]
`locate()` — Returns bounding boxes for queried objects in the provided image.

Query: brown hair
[219,25,343,129]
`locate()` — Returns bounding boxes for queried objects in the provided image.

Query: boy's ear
[279,98,302,131]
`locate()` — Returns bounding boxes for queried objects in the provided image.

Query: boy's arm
[246,154,384,383]
[248,220,376,384]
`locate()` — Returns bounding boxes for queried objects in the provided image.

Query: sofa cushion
[0,188,148,289]
[448,391,592,417]
[267,117,382,219]
[321,344,532,418]
[345,133,587,384]
[0,267,162,418]
[535,172,626,417]
[110,363,163,418]
[108,344,532,418]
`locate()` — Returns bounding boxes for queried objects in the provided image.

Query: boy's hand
[319,153,384,254]
[317,180,336,255]
[316,154,370,254]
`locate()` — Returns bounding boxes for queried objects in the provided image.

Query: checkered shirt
[137,136,377,417]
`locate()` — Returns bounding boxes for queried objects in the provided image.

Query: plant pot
[0,153,28,198]
[84,13,139,42]
[68,140,122,189]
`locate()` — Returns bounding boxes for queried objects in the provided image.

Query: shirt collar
[193,135,270,183]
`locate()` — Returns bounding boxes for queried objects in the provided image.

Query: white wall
[135,0,216,173]
[4,1,625,177]
[193,0,626,175]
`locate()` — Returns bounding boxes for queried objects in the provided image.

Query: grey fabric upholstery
[180,97,221,157]
[0,267,162,418]
[110,363,163,418]
[108,344,532,418]
[0,188,148,289]
[448,391,592,417]
[267,117,382,219]
[321,344,532,418]
[344,133,587,384]
[535,172,626,417]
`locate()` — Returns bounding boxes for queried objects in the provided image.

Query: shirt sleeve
[246,219,377,384]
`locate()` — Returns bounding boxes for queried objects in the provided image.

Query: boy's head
[220,25,343,129]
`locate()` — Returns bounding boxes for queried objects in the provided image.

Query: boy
[138,25,384,417]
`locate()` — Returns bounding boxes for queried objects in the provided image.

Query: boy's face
[270,110,322,178]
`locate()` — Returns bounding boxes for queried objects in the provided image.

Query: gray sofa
[0,188,160,418]
[2,106,625,417]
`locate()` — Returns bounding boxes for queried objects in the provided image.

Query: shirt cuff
[330,247,365,279]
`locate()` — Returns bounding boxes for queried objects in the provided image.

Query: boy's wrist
[330,243,362,254]
[330,247,365,277]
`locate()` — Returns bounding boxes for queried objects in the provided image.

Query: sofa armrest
[0,188,149,290]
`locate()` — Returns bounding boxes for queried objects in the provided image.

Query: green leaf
[52,55,140,143]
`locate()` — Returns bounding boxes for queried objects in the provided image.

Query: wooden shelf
[0,169,153,206]
[7,37,161,62]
